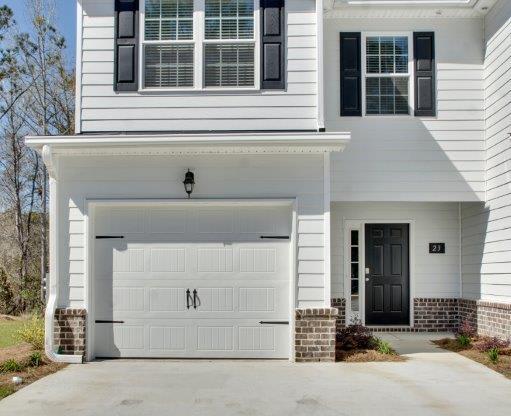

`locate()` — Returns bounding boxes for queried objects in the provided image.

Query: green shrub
[0,359,22,373]
[456,334,471,348]
[488,348,499,364]
[336,320,374,350]
[374,338,394,355]
[29,352,42,367]
[15,315,44,350]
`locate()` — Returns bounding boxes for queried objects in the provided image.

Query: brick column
[54,309,86,357]
[295,308,338,362]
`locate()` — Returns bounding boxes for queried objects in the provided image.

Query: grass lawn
[0,317,27,348]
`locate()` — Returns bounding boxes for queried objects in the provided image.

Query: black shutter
[114,0,139,92]
[414,32,435,117]
[340,32,361,116]
[260,0,285,90]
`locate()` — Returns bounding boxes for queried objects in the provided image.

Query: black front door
[365,224,409,326]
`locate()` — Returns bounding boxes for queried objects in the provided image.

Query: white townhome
[26,0,510,363]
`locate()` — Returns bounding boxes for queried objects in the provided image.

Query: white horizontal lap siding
[325,18,485,202]
[79,0,318,132]
[331,202,461,300]
[461,1,511,304]
[57,154,326,309]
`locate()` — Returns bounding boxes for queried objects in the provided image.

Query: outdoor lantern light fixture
[183,170,195,198]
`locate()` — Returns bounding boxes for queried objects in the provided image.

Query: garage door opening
[90,202,294,359]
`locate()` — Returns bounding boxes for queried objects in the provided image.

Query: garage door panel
[197,248,233,272]
[98,320,289,358]
[94,205,291,359]
[150,248,186,272]
[239,326,276,351]
[149,287,187,312]
[149,325,187,352]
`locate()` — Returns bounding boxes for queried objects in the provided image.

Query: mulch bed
[434,338,511,379]
[336,349,406,362]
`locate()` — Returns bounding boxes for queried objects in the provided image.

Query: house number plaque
[429,243,445,254]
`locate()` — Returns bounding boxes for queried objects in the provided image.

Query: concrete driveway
[1,334,510,416]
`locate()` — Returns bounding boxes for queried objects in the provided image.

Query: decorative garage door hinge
[259,236,290,240]
[95,236,125,239]
[95,320,125,324]
[259,321,289,325]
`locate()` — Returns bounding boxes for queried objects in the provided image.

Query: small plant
[336,319,374,351]
[455,320,476,338]
[15,315,44,350]
[476,337,510,353]
[456,334,471,348]
[488,347,500,364]
[374,338,394,355]
[0,359,22,373]
[29,352,42,367]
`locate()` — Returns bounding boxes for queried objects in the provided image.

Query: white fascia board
[25,132,351,155]
[330,0,497,17]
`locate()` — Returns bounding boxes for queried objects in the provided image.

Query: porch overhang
[25,131,351,156]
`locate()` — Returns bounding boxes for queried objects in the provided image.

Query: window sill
[136,87,265,94]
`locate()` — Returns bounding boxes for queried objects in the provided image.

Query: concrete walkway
[1,333,510,416]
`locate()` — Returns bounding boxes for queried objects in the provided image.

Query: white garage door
[93,204,291,358]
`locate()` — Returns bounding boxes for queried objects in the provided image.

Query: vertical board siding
[58,154,326,309]
[461,0,511,304]
[325,18,485,202]
[79,0,318,132]
[331,202,461,300]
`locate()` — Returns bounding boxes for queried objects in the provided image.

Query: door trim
[343,219,415,327]
[84,198,298,362]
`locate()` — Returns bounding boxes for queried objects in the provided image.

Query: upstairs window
[141,0,257,90]
[204,0,255,87]
[364,35,411,115]
[143,0,195,88]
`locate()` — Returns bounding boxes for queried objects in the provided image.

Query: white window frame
[361,32,414,117]
[139,0,260,92]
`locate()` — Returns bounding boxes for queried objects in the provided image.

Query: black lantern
[183,170,195,198]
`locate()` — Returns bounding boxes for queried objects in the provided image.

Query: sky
[2,0,76,62]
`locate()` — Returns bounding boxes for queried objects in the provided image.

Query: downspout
[42,145,82,364]
[459,202,463,299]
[317,0,325,130]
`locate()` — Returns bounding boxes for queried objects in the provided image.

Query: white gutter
[26,132,351,154]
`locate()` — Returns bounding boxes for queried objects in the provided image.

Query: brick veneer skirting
[330,297,511,340]
[413,298,459,331]
[331,298,459,332]
[459,299,511,341]
[54,309,86,357]
[295,308,338,362]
